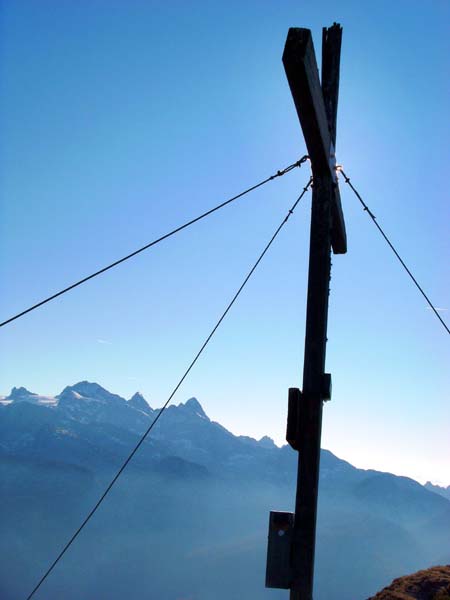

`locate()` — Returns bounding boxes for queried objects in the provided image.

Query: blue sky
[1,0,449,485]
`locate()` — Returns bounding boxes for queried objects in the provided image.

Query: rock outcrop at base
[367,565,450,599]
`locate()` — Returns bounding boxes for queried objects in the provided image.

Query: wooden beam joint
[282,27,347,254]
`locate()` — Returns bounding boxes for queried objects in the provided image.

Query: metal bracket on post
[286,387,302,450]
[286,377,331,450]
[322,373,332,401]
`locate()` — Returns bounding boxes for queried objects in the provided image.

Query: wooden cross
[283,23,346,599]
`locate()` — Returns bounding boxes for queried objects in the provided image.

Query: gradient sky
[1,0,449,485]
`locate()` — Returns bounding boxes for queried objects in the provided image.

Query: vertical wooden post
[321,24,342,148]
[281,23,344,600]
[290,174,333,600]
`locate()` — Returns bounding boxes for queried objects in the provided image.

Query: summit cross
[283,23,347,600]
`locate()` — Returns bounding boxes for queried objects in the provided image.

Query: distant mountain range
[424,481,450,501]
[1,381,449,600]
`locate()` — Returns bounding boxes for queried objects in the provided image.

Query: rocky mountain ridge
[1,381,448,493]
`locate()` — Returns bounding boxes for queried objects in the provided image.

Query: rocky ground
[367,565,450,599]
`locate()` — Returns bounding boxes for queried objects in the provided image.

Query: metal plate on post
[322,372,332,401]
[286,387,302,450]
[265,511,294,589]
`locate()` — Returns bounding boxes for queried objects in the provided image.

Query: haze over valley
[1,382,449,600]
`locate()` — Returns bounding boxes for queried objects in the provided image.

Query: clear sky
[1,0,449,486]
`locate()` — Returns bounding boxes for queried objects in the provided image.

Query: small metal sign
[265,510,294,589]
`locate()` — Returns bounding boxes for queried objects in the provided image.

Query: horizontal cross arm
[282,28,331,176]
[283,27,347,254]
